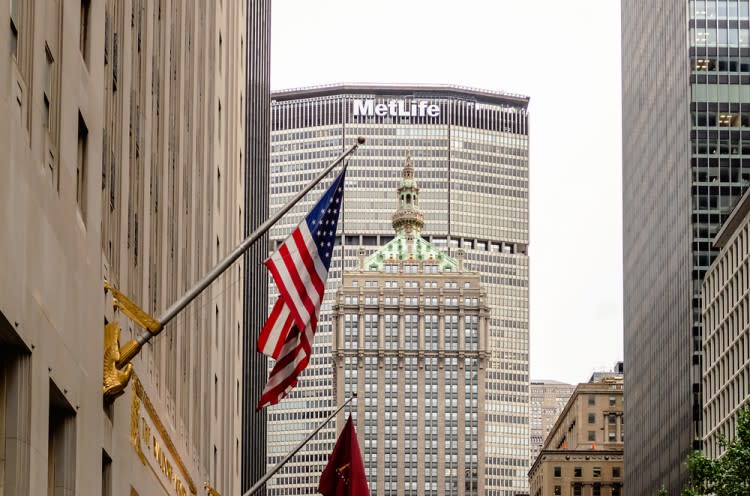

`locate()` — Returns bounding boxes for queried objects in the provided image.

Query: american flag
[256,167,347,408]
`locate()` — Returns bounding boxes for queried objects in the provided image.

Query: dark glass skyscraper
[242,0,271,493]
[622,1,750,493]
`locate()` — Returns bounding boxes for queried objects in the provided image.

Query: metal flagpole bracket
[102,139,364,401]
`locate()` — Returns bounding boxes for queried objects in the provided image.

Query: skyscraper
[529,381,575,463]
[267,84,530,495]
[242,0,272,493]
[1,1,246,494]
[332,158,489,496]
[622,1,750,492]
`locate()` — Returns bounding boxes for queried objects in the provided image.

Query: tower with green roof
[334,156,488,496]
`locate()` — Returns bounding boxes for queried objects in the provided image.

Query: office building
[267,84,530,496]
[588,362,624,384]
[529,381,575,463]
[241,0,272,493]
[1,2,245,495]
[332,158,490,496]
[528,377,624,496]
[702,186,750,458]
[622,1,750,492]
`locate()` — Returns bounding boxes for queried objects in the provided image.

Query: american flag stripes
[257,168,347,409]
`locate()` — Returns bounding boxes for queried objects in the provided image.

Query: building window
[612,466,621,478]
[43,44,53,128]
[573,484,582,496]
[553,466,561,477]
[554,486,561,495]
[10,0,18,58]
[2,346,32,496]
[609,431,617,442]
[612,484,621,496]
[593,484,601,496]
[588,431,596,442]
[588,395,596,405]
[593,467,601,478]
[213,445,217,483]
[48,382,77,496]
[76,112,88,219]
[80,0,90,63]
[609,413,617,424]
[609,395,616,406]
[588,413,596,423]
[574,467,582,477]
[102,451,112,496]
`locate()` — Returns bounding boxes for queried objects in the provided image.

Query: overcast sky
[271,0,623,385]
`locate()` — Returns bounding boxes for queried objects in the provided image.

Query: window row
[553,466,621,479]
[691,27,750,47]
[344,295,479,306]
[690,0,750,20]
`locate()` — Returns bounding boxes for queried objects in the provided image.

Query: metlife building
[266,84,530,496]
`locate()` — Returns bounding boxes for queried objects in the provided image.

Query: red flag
[319,415,369,496]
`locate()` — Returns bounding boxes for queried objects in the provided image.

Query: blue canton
[306,168,347,271]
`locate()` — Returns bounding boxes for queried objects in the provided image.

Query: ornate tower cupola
[391,156,425,234]
[365,156,457,271]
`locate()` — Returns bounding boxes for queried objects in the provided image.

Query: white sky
[271,0,623,385]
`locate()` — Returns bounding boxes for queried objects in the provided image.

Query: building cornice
[271,82,530,108]
[529,448,624,476]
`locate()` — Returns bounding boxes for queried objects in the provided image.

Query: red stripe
[265,244,307,330]
[257,324,316,409]
[257,347,309,408]
[277,238,317,326]
[266,228,325,332]
[257,299,286,354]
[273,312,314,361]
[272,313,295,358]
[291,229,325,303]
[258,358,307,408]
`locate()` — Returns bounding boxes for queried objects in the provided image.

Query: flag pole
[115,137,365,368]
[242,394,357,496]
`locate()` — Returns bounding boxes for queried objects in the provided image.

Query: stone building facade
[1,2,246,495]
[529,380,574,463]
[702,187,750,458]
[528,377,623,496]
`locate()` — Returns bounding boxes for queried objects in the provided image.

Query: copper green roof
[364,232,457,271]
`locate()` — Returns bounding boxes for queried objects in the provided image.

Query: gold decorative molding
[204,482,222,496]
[130,384,147,465]
[104,280,162,334]
[130,374,198,495]
[103,322,134,400]
[103,280,162,401]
